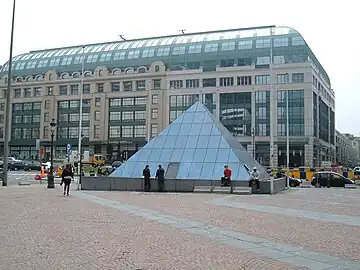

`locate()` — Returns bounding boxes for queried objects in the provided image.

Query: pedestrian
[156,165,165,192]
[143,165,151,192]
[60,164,73,196]
[221,165,232,186]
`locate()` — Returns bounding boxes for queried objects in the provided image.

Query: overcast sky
[0,0,358,134]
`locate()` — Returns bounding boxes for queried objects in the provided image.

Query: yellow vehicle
[90,154,105,166]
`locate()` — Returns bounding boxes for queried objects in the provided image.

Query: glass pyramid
[111,101,268,180]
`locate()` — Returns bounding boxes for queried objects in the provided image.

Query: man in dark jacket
[156,165,165,192]
[61,164,74,196]
[142,165,151,192]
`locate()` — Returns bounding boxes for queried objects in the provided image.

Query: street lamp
[47,118,56,188]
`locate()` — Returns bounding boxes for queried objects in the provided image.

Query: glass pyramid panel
[111,101,269,180]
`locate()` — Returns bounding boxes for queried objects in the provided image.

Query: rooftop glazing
[0,25,330,86]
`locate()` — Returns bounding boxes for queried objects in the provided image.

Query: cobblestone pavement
[0,186,305,270]
[91,189,360,263]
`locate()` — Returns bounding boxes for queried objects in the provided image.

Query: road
[0,171,78,186]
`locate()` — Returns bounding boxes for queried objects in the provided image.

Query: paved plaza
[0,186,359,270]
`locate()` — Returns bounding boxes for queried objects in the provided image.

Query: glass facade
[220,92,251,136]
[277,90,304,136]
[255,91,270,136]
[313,93,318,137]
[169,94,199,123]
[112,101,266,180]
[11,102,41,141]
[319,99,329,142]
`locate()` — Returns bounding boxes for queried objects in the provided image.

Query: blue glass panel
[182,112,195,124]
[153,136,166,148]
[111,163,124,176]
[131,162,147,177]
[219,137,230,148]
[216,149,230,163]
[164,136,177,148]
[196,135,210,148]
[211,123,221,135]
[208,136,221,149]
[144,138,155,149]
[148,149,162,161]
[187,103,198,112]
[168,123,181,135]
[188,163,203,179]
[170,148,184,162]
[228,150,239,162]
[200,123,213,135]
[159,148,172,162]
[138,148,152,161]
[177,162,191,179]
[179,123,192,135]
[188,124,201,136]
[129,151,140,162]
[121,162,136,177]
[174,135,188,148]
[238,165,250,180]
[148,162,161,177]
[195,104,206,112]
[193,149,206,162]
[227,162,240,180]
[159,126,170,136]
[185,136,199,148]
[193,112,205,123]
[202,113,213,123]
[174,113,185,123]
[181,149,195,162]
[213,163,225,180]
[200,162,215,180]
[204,148,218,163]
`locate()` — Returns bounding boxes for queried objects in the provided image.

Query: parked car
[8,160,28,171]
[289,177,302,187]
[311,171,355,188]
[24,161,42,171]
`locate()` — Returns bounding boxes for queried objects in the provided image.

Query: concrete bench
[18,180,31,186]
[300,182,312,188]
[232,186,252,195]
[193,186,214,193]
[212,186,232,194]
[345,184,357,189]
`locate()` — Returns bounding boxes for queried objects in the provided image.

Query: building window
[151,124,158,138]
[237,76,252,86]
[82,112,90,121]
[152,95,158,104]
[44,100,50,109]
[23,128,32,138]
[292,73,305,83]
[153,79,161,90]
[170,80,183,89]
[0,114,4,123]
[0,127,3,139]
[204,43,218,52]
[124,81,132,91]
[109,111,121,121]
[277,74,289,84]
[273,37,289,47]
[136,80,146,91]
[220,59,234,67]
[94,125,100,139]
[0,103,5,111]
[203,78,216,87]
[95,111,100,121]
[33,102,41,110]
[123,98,134,106]
[23,115,32,123]
[68,127,79,138]
[185,79,199,88]
[122,126,133,137]
[255,91,270,136]
[59,85,68,95]
[256,56,270,66]
[109,126,121,138]
[256,39,270,48]
[134,125,146,137]
[70,85,79,95]
[68,100,78,108]
[255,75,270,85]
[95,97,101,107]
[32,115,40,123]
[97,83,104,92]
[83,84,90,94]
[111,82,120,92]
[43,126,49,139]
[238,40,252,50]
[14,89,21,98]
[12,128,22,139]
[122,111,133,121]
[34,87,41,96]
[44,113,49,122]
[69,113,79,122]
[238,58,252,66]
[134,111,146,120]
[135,97,147,105]
[152,108,158,119]
[47,86,54,96]
[220,77,234,87]
[24,88,32,97]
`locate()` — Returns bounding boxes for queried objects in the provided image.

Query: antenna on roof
[118,34,126,41]
[179,29,186,35]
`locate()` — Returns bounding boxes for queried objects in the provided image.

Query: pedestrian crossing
[8,171,39,176]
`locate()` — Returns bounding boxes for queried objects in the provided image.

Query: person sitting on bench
[221,165,232,186]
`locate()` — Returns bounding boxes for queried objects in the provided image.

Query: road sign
[35,139,40,150]
[67,144,72,154]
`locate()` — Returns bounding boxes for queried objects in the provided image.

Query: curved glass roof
[0,25,331,86]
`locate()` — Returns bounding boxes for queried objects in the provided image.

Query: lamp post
[2,0,16,187]
[47,119,56,188]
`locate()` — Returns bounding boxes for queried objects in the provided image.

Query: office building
[0,25,335,167]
